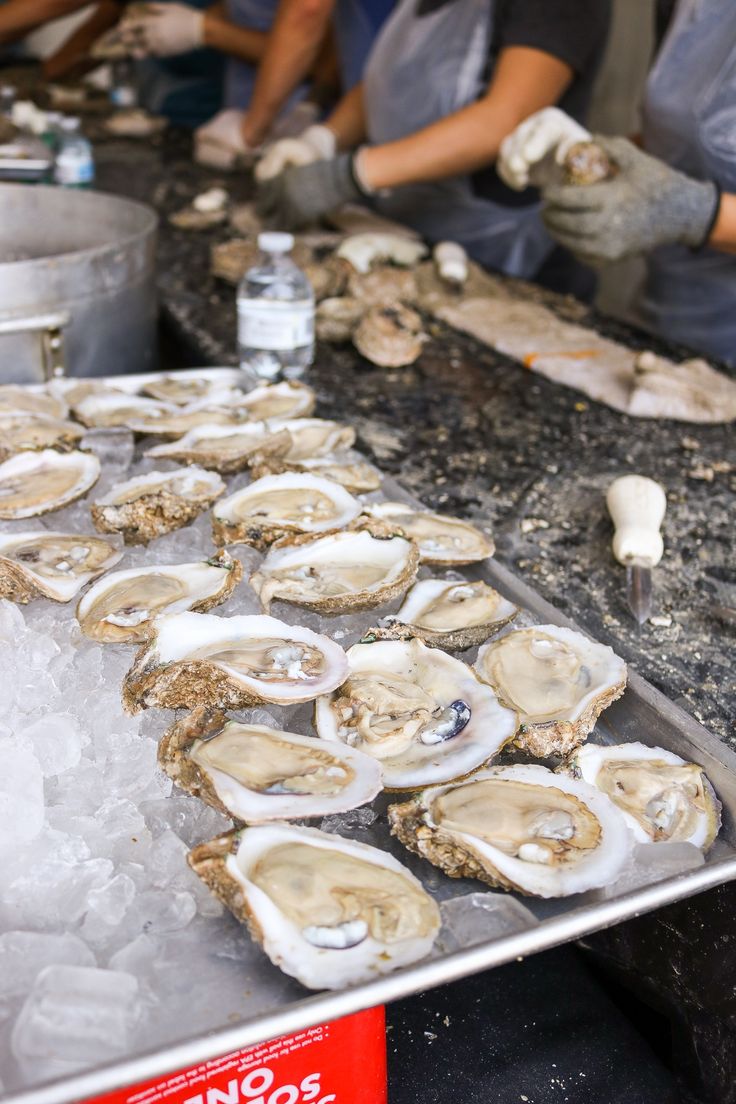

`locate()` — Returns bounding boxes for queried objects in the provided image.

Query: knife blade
[606,475,667,624]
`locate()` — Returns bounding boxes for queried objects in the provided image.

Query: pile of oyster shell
[0,372,721,993]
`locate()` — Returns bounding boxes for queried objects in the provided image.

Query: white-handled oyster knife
[606,475,667,625]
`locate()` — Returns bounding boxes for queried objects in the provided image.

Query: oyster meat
[0,385,68,421]
[91,466,225,545]
[145,422,291,475]
[123,402,245,439]
[76,550,242,643]
[314,637,518,788]
[268,418,356,462]
[386,578,518,650]
[364,502,494,564]
[251,453,382,494]
[0,449,100,520]
[389,763,632,898]
[0,416,83,461]
[159,706,382,822]
[475,625,627,758]
[188,823,440,989]
[140,372,241,406]
[212,472,360,550]
[73,391,166,430]
[353,305,424,369]
[0,531,122,603]
[122,611,349,713]
[562,742,721,851]
[233,380,315,421]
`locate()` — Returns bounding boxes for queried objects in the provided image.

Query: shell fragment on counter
[122,611,349,713]
[353,305,425,369]
[91,466,225,545]
[212,472,360,550]
[232,380,315,421]
[159,706,382,822]
[0,416,84,461]
[561,742,721,851]
[0,531,122,603]
[386,578,518,650]
[315,637,518,789]
[475,624,627,758]
[188,823,440,989]
[251,453,381,494]
[0,385,68,421]
[336,233,428,274]
[389,764,632,898]
[250,528,419,614]
[363,502,494,564]
[145,422,291,475]
[76,550,242,643]
[267,418,356,462]
[0,449,100,520]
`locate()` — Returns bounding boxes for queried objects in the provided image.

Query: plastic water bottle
[237,232,315,383]
[53,117,94,188]
[110,60,137,108]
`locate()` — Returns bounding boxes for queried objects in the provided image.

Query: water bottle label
[238,304,314,351]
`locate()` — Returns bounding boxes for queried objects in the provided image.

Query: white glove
[194,109,250,170]
[498,107,591,191]
[121,2,204,58]
[255,124,337,182]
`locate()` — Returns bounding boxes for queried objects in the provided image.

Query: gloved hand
[255,125,337,183]
[194,109,251,170]
[120,2,204,58]
[542,135,721,265]
[256,153,364,229]
[498,107,590,190]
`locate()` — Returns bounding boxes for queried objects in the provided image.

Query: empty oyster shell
[475,625,627,758]
[353,305,424,369]
[363,502,494,564]
[563,141,615,186]
[316,297,366,343]
[268,418,356,462]
[348,265,419,306]
[385,578,518,650]
[336,233,428,274]
[0,416,84,462]
[122,610,349,713]
[314,637,518,789]
[251,528,419,614]
[159,706,382,822]
[188,823,440,989]
[76,550,242,643]
[140,372,241,406]
[0,449,100,520]
[389,763,632,898]
[91,466,225,545]
[303,255,350,301]
[233,380,315,421]
[251,453,381,493]
[0,385,68,421]
[212,472,360,550]
[0,531,122,603]
[561,742,721,851]
[145,422,291,475]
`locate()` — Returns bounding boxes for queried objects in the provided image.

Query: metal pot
[0,183,158,383]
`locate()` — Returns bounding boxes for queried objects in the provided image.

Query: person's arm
[324,83,367,150]
[42,1,121,82]
[0,0,91,46]
[709,193,736,254]
[202,3,268,63]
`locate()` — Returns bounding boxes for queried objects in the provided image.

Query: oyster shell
[303,255,350,301]
[103,109,166,137]
[267,418,356,462]
[314,637,518,789]
[353,305,424,368]
[75,391,241,438]
[145,422,291,475]
[159,706,382,822]
[91,466,225,545]
[188,823,440,989]
[385,578,518,650]
[250,528,419,614]
[561,742,721,851]
[211,239,313,285]
[389,763,632,897]
[250,453,382,494]
[0,416,84,461]
[475,625,627,758]
[212,472,360,550]
[0,531,122,603]
[122,611,349,713]
[336,233,428,274]
[76,550,242,643]
[316,297,366,343]
[73,391,164,429]
[0,449,100,520]
[140,372,241,406]
[0,385,68,421]
[563,141,615,185]
[232,380,315,421]
[363,502,494,564]
[433,241,468,287]
[347,265,419,306]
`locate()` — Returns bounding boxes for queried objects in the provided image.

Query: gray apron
[640,0,736,365]
[363,0,552,277]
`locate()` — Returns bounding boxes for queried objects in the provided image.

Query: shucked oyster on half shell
[145,422,291,475]
[250,453,382,494]
[314,637,518,789]
[232,380,315,422]
[91,467,225,545]
[188,823,440,989]
[159,706,382,822]
[250,528,419,614]
[0,416,84,461]
[561,742,721,851]
[76,550,242,643]
[140,372,242,406]
[475,625,627,758]
[122,611,349,713]
[0,531,122,603]
[212,472,360,550]
[73,390,168,429]
[363,502,494,565]
[266,418,356,463]
[386,578,519,650]
[389,763,632,898]
[0,449,100,520]
[0,385,68,421]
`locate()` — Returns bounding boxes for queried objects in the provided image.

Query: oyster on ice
[314,637,518,788]
[122,610,349,713]
[188,823,440,989]
[561,742,721,851]
[233,380,315,421]
[363,502,494,564]
[122,403,245,439]
[475,625,627,758]
[140,372,241,406]
[0,416,83,461]
[267,418,356,462]
[0,449,100,520]
[212,472,360,550]
[159,706,382,822]
[389,763,632,898]
[145,422,291,475]
[251,453,381,494]
[91,466,225,545]
[0,531,122,603]
[76,550,242,643]
[250,528,419,614]
[386,578,518,650]
[73,391,168,429]
[0,385,68,421]
[353,305,424,369]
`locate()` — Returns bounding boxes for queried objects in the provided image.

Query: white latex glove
[498,107,591,191]
[121,2,204,58]
[194,109,250,170]
[255,124,337,182]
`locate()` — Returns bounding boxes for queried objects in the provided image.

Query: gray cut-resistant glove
[256,154,364,229]
[542,135,721,265]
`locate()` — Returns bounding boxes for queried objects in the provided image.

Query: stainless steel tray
[7,370,736,1104]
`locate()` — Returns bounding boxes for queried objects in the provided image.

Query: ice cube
[437,892,539,954]
[0,932,95,998]
[87,874,137,925]
[140,795,232,849]
[0,731,44,851]
[24,713,84,776]
[3,855,114,930]
[0,598,25,642]
[145,829,188,889]
[320,807,378,833]
[82,429,135,475]
[130,889,197,933]
[599,841,705,899]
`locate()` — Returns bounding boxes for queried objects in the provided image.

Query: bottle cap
[258,231,294,254]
